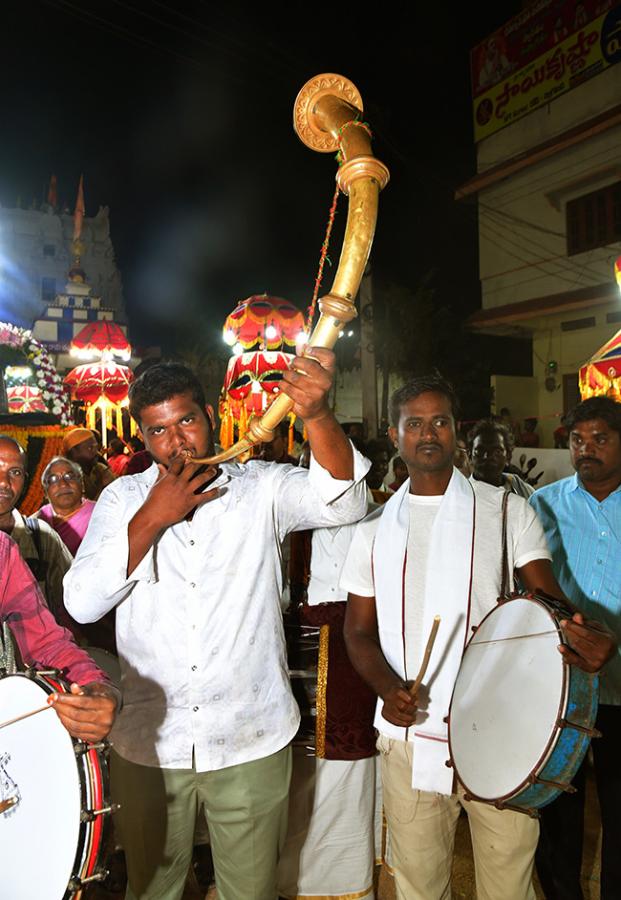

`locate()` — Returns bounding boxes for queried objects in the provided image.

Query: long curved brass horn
[195,73,389,465]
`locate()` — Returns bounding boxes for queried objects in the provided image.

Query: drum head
[449,597,566,801]
[0,676,81,899]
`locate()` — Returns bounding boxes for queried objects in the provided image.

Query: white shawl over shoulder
[372,468,476,794]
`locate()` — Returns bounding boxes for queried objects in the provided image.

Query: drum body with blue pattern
[448,594,598,812]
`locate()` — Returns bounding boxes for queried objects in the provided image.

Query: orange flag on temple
[73,174,85,241]
[47,174,57,208]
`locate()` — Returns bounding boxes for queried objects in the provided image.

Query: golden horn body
[195,73,389,465]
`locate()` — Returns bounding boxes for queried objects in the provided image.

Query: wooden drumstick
[0,797,18,813]
[0,703,51,731]
[410,616,441,697]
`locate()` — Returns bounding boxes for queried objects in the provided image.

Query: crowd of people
[1,351,619,900]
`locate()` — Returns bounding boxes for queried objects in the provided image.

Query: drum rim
[448,593,569,804]
[0,671,109,898]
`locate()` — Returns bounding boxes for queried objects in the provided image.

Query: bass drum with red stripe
[0,670,113,898]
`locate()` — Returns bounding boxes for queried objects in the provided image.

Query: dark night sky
[3,1,522,351]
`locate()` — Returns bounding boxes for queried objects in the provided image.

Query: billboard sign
[471,2,621,142]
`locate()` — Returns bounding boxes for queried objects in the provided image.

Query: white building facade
[0,204,124,331]
[462,6,621,446]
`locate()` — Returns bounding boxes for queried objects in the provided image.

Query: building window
[41,277,56,301]
[563,374,581,415]
[560,316,596,332]
[566,182,621,255]
[606,310,621,324]
[43,244,55,257]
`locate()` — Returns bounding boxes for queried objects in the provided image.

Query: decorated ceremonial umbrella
[70,321,131,361]
[219,350,294,448]
[64,361,135,443]
[6,385,48,414]
[223,294,306,353]
[579,328,621,401]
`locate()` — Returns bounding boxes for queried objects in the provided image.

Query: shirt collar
[9,509,37,556]
[571,471,621,500]
[11,508,27,533]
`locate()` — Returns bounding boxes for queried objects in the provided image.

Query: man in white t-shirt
[341,374,615,900]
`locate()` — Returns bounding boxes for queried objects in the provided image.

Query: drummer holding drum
[0,529,119,899]
[342,375,615,900]
[0,530,119,739]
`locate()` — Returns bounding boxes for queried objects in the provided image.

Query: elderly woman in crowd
[35,456,96,556]
[36,455,117,654]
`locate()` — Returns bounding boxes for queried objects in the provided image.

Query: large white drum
[448,595,598,811]
[0,672,110,899]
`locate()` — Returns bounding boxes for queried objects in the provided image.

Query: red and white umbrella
[223,294,306,352]
[64,361,135,444]
[70,321,131,360]
[64,361,134,405]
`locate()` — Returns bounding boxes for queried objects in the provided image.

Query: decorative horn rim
[194,73,389,465]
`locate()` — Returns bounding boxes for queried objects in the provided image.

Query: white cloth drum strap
[373,468,476,795]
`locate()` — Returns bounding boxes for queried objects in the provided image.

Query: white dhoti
[278,748,381,899]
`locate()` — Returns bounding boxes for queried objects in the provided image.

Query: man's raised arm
[280,348,353,480]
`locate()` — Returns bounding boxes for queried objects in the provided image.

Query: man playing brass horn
[64,351,369,900]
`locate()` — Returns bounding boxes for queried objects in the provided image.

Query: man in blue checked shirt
[530,396,621,900]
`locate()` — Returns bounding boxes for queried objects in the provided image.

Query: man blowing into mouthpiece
[64,354,369,900]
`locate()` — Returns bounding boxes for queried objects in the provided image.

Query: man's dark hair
[108,437,126,455]
[128,362,207,424]
[365,437,391,461]
[466,418,514,455]
[389,374,459,427]
[273,420,290,440]
[565,396,621,436]
[348,434,366,454]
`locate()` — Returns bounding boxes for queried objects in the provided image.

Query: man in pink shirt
[0,530,117,742]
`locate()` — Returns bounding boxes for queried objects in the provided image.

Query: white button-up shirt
[307,489,377,606]
[64,451,369,771]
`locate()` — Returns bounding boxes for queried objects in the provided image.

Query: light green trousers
[111,745,292,900]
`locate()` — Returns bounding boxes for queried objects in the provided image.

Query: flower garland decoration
[23,432,65,515]
[0,322,72,425]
